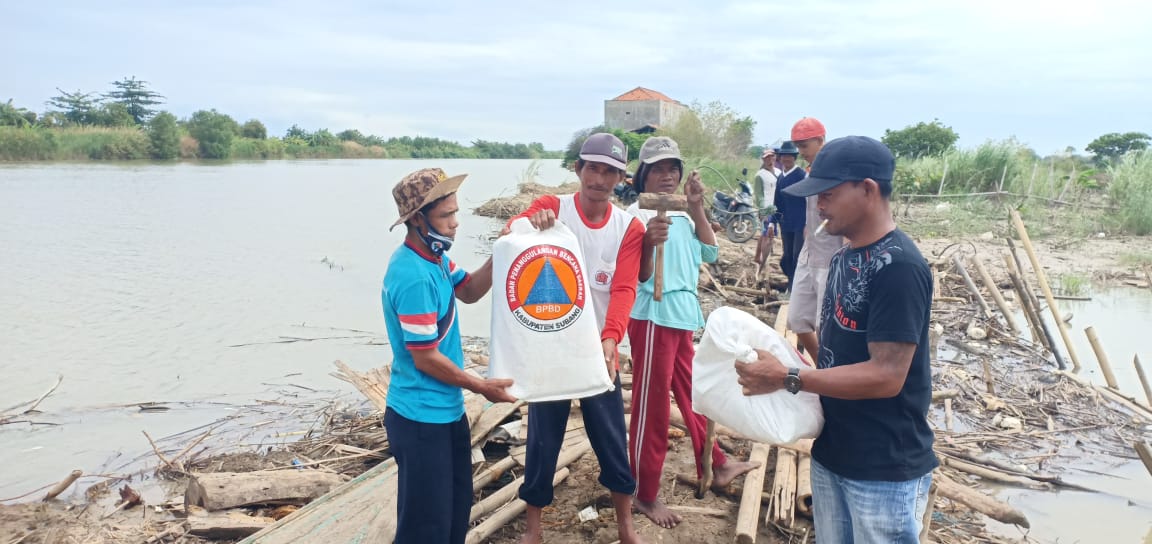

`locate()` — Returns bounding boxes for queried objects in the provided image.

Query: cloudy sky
[5,0,1150,154]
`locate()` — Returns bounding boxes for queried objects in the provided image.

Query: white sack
[489,218,613,402]
[692,306,823,444]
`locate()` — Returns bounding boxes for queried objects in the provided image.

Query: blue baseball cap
[783,136,895,197]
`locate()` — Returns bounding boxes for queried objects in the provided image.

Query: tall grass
[1108,150,1152,235]
[0,126,150,160]
[893,140,1095,200]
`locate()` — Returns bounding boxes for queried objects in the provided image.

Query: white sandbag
[488,218,613,402]
[692,306,823,444]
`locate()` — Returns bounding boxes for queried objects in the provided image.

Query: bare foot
[618,527,649,544]
[633,497,683,529]
[713,459,761,489]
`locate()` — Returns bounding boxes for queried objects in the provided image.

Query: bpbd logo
[505,245,586,332]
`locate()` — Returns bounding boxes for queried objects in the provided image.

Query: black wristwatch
[784,367,803,394]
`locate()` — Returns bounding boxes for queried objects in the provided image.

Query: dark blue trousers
[384,407,471,544]
[780,229,805,287]
[518,377,635,506]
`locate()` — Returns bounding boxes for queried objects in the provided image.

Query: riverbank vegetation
[0,79,561,162]
[559,109,1150,237]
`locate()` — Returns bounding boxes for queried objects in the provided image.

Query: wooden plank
[239,459,399,544]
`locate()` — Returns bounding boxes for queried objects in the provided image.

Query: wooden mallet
[637,192,688,302]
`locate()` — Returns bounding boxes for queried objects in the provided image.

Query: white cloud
[2,0,1149,152]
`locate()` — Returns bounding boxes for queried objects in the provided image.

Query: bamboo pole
[735,443,772,544]
[980,356,996,395]
[1003,254,1043,344]
[472,455,518,492]
[952,255,993,319]
[1004,251,1059,358]
[464,468,569,544]
[795,453,813,518]
[1136,442,1152,478]
[971,256,1019,332]
[944,399,954,432]
[1009,210,1081,371]
[1134,355,1152,407]
[473,447,585,522]
[1084,327,1120,390]
[768,448,797,525]
[797,437,815,518]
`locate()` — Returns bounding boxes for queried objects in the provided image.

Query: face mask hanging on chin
[418,212,454,256]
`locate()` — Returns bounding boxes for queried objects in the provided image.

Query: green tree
[1086,132,1151,164]
[308,128,338,147]
[881,119,959,158]
[240,119,267,139]
[46,88,101,125]
[285,124,311,140]
[104,76,164,125]
[93,102,136,127]
[147,111,181,159]
[186,109,238,159]
[337,129,364,143]
[0,99,37,127]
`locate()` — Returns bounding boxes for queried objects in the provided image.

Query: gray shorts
[787,262,829,334]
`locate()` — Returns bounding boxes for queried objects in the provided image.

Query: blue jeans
[811,459,932,544]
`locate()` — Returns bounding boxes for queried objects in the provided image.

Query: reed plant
[1107,150,1152,235]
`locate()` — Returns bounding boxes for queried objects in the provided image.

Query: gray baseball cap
[579,133,628,170]
[639,136,681,164]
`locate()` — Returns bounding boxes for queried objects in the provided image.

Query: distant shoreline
[0,126,563,162]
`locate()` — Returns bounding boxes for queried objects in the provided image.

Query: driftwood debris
[186,470,347,511]
[330,360,390,411]
[188,513,275,539]
[935,474,1030,528]
[42,469,82,501]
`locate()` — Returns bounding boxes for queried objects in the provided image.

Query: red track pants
[627,318,727,503]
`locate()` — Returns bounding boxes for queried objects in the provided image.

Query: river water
[1,160,1149,541]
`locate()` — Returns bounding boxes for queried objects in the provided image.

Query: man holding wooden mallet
[628,136,760,529]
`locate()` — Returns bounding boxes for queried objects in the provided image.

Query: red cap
[791,117,826,141]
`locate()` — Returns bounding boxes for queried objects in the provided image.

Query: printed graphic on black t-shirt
[818,234,905,369]
[811,229,939,482]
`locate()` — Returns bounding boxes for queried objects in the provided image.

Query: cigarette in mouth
[814,219,829,235]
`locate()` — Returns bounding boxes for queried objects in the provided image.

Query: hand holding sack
[488,218,613,402]
[692,307,824,444]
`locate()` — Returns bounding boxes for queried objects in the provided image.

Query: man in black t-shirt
[735,136,936,544]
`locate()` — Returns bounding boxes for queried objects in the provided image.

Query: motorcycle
[711,168,759,243]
